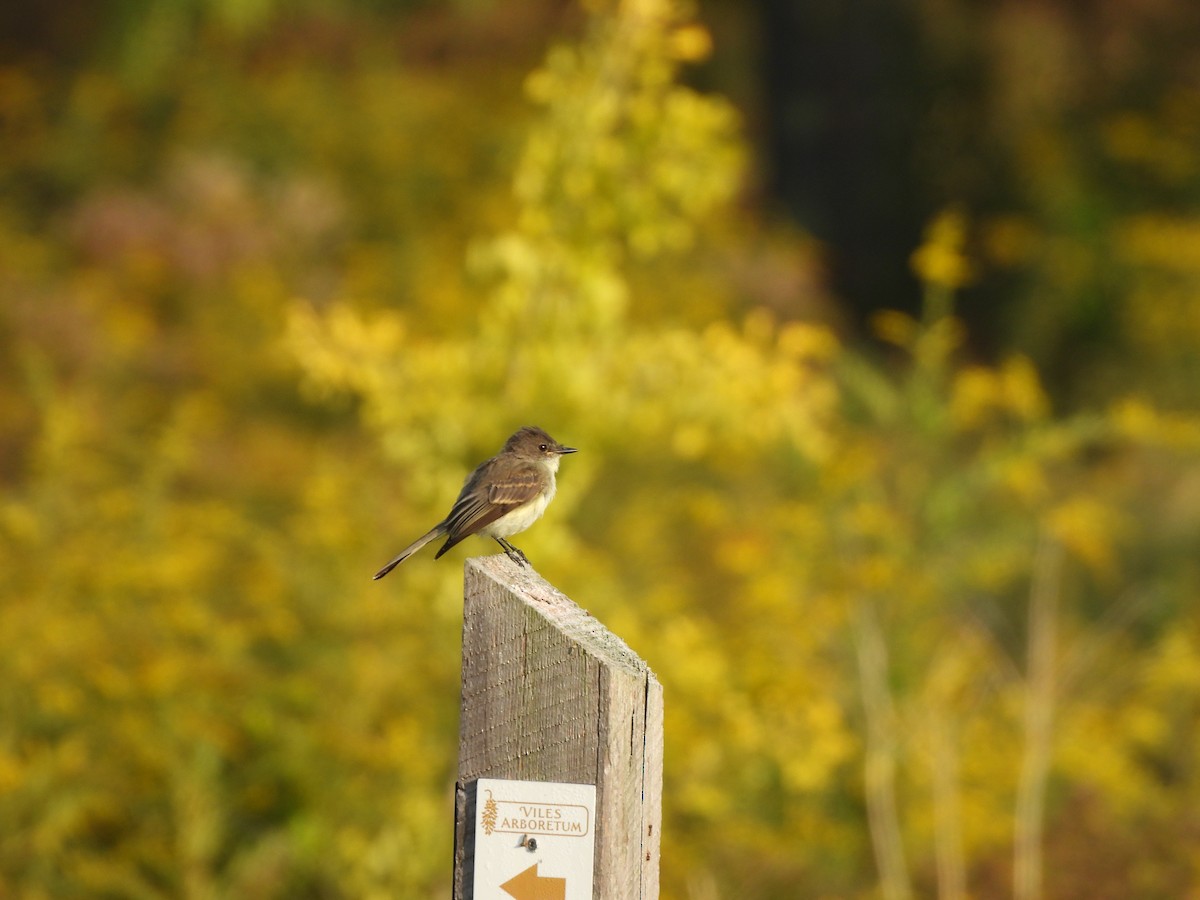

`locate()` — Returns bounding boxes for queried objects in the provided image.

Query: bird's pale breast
[482,479,556,539]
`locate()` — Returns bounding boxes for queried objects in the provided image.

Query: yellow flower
[1046,496,1124,576]
[872,309,918,348]
[999,355,1049,422]
[950,365,1000,431]
[667,25,713,62]
[911,208,973,290]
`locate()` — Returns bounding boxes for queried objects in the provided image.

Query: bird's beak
[558,446,578,454]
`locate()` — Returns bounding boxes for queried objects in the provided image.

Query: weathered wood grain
[452,556,662,899]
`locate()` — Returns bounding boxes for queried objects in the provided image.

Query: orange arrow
[499,863,566,900]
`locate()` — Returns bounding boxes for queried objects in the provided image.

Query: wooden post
[453,556,663,899]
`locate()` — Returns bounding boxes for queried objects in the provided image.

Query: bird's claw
[498,540,528,567]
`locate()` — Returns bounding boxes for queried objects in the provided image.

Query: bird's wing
[440,460,543,547]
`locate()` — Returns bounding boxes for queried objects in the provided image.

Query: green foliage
[961,5,1200,409]
[2,1,1200,898]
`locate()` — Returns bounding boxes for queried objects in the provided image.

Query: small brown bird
[373,426,578,579]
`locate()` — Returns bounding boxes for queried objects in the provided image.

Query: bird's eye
[539,443,548,451]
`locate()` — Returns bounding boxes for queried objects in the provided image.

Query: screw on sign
[501,863,566,900]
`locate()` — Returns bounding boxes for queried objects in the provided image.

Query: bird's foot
[497,539,528,567]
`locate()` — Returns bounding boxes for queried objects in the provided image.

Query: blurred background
[2,0,1199,897]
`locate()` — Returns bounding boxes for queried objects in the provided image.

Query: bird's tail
[373,524,448,580]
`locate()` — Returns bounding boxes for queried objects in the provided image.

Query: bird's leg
[495,538,528,566]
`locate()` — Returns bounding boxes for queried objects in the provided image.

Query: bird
[373,426,578,579]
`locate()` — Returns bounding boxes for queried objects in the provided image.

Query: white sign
[473,778,596,900]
